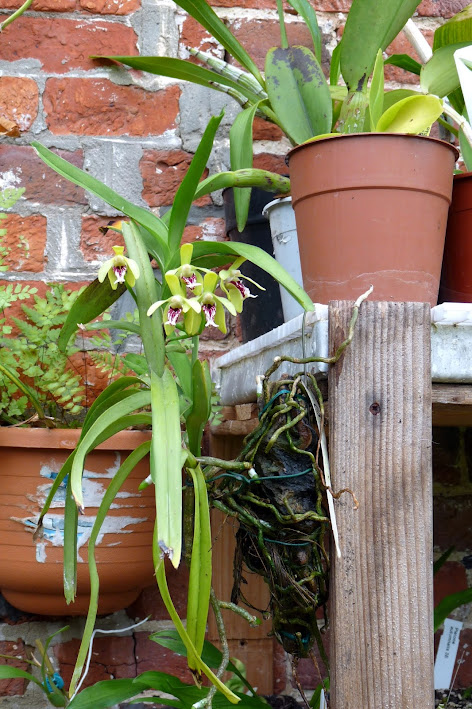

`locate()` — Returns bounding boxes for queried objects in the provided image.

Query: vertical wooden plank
[328,301,433,709]
[209,432,274,694]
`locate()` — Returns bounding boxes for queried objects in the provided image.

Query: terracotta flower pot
[0,428,155,616]
[288,134,458,305]
[439,172,472,302]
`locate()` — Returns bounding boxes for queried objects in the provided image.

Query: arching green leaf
[265,46,332,144]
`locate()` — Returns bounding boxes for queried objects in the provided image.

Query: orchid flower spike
[219,257,265,313]
[98,246,140,290]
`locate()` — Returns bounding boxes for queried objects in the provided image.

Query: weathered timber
[329,301,433,709]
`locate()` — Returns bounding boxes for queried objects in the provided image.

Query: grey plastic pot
[263,197,304,321]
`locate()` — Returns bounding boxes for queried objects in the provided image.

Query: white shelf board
[213,303,472,406]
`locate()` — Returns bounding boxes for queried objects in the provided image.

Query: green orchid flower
[97,245,140,290]
[166,243,208,295]
[198,271,237,334]
[219,257,265,313]
[147,293,202,336]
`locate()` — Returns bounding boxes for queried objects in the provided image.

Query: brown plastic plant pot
[0,428,155,616]
[288,133,458,306]
[439,171,472,302]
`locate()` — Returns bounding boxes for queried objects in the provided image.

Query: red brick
[180,16,218,55]
[417,0,470,17]
[253,117,284,142]
[181,217,226,245]
[229,18,316,72]
[0,640,28,696]
[434,560,468,606]
[384,30,433,84]
[140,149,211,208]
[310,0,351,9]
[55,636,136,689]
[0,77,38,133]
[0,17,137,74]
[128,564,189,621]
[43,79,180,137]
[135,632,192,681]
[0,145,86,205]
[80,0,140,14]
[0,0,76,10]
[80,215,125,261]
[254,152,288,175]
[1,214,47,272]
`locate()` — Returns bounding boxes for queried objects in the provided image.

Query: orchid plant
[5,113,312,707]
[97,0,450,229]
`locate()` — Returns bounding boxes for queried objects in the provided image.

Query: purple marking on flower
[232,279,250,298]
[202,303,217,327]
[165,307,182,326]
[113,265,127,284]
[182,273,198,290]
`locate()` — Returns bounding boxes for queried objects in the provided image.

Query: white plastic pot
[263,197,304,321]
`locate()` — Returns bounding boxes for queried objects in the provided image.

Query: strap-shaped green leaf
[103,56,262,102]
[58,279,126,352]
[70,391,152,511]
[341,0,421,91]
[168,113,223,253]
[384,53,422,75]
[186,463,212,669]
[171,0,263,84]
[286,0,322,62]
[421,41,472,97]
[67,441,151,698]
[32,141,169,260]
[67,678,149,708]
[63,475,78,605]
[434,587,472,631]
[369,49,385,130]
[229,102,261,232]
[185,360,212,456]
[265,46,332,144]
[153,548,240,703]
[151,368,183,569]
[434,5,472,51]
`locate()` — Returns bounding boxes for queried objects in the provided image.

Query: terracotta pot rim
[0,427,151,450]
[287,132,459,163]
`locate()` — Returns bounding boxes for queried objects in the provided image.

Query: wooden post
[328,301,433,709]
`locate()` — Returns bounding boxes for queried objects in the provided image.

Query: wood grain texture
[328,302,433,709]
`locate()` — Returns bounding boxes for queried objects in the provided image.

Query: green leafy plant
[388,9,472,167]
[26,113,312,706]
[99,0,447,228]
[0,283,86,425]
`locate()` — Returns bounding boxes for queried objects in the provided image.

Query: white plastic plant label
[319,689,326,709]
[434,618,463,690]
